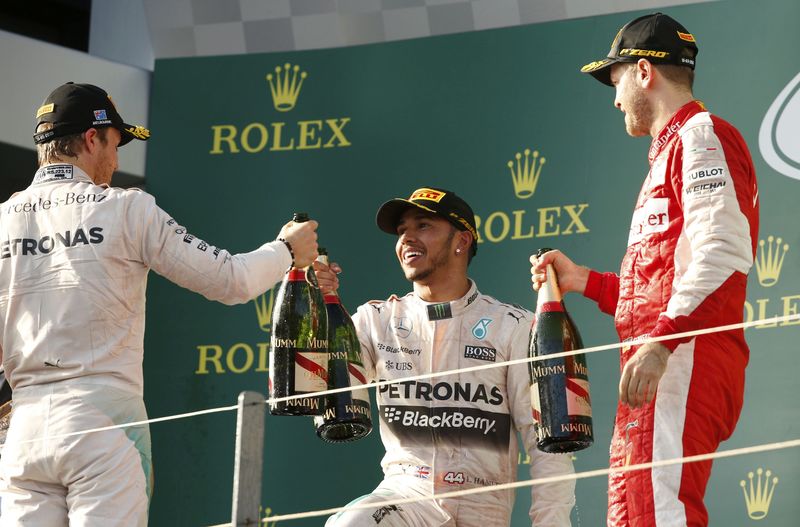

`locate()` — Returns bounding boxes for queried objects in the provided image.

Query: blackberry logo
[384,407,402,423]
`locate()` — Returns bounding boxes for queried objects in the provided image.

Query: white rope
[266,312,800,405]
[200,437,800,526]
[2,313,796,447]
[0,404,238,447]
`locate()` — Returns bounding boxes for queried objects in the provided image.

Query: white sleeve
[129,191,292,305]
[507,311,575,526]
[352,304,378,382]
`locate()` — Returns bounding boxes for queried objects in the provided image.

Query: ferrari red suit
[583,101,759,526]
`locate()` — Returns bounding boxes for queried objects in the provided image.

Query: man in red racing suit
[533,13,758,527]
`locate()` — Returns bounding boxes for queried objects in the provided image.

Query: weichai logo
[209,63,351,155]
[473,146,590,244]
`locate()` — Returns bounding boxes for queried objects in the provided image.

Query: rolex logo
[755,235,789,287]
[508,148,546,199]
[254,289,275,333]
[740,467,779,520]
[266,63,307,112]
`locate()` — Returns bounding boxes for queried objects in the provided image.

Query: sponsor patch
[36,103,54,118]
[464,345,497,362]
[471,318,492,339]
[33,164,73,184]
[384,360,413,371]
[684,166,728,199]
[427,302,452,321]
[372,505,402,524]
[687,167,725,180]
[628,197,669,246]
[391,317,412,338]
[409,188,445,202]
[381,405,510,448]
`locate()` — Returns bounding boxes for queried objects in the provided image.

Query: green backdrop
[143,0,799,524]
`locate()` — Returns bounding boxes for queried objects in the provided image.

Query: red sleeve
[582,270,619,316]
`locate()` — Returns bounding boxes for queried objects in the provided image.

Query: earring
[456,248,462,254]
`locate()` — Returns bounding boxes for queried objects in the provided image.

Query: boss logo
[464,345,497,362]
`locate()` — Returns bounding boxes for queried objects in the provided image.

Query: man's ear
[457,230,473,254]
[636,59,655,88]
[83,128,100,154]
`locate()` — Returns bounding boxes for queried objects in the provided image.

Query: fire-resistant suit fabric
[0,164,292,525]
[327,281,575,527]
[582,101,759,527]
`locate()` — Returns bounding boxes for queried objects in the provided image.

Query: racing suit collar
[648,100,706,164]
[32,163,94,186]
[421,280,480,321]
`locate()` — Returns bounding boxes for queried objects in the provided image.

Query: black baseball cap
[33,82,150,146]
[376,187,478,256]
[580,12,699,86]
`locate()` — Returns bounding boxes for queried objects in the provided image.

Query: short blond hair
[655,64,695,91]
[36,124,108,166]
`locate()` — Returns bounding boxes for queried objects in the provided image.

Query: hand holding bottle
[530,249,590,295]
[277,219,319,268]
[312,260,341,296]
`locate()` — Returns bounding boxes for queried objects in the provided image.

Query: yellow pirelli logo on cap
[410,188,446,202]
[678,31,695,42]
[36,103,54,118]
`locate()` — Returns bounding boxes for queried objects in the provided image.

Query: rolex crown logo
[508,148,546,199]
[740,467,778,520]
[755,235,789,287]
[266,63,307,112]
[254,289,275,333]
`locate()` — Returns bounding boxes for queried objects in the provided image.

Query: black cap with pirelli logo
[580,12,699,86]
[376,187,478,257]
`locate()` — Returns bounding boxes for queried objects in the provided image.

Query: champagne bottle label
[565,378,592,418]
[294,350,329,392]
[348,362,370,404]
[530,384,543,423]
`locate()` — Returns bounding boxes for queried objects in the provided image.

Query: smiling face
[395,208,459,285]
[611,62,654,137]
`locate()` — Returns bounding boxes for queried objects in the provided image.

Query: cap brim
[375,199,437,234]
[117,123,150,146]
[580,58,618,86]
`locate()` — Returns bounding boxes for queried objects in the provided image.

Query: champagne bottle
[268,212,328,416]
[528,247,594,453]
[313,249,373,442]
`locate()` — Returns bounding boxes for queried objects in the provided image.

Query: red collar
[648,100,706,163]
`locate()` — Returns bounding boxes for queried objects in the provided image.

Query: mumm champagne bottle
[313,249,373,442]
[268,212,329,416]
[528,247,594,453]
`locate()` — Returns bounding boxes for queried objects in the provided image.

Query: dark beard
[403,229,456,283]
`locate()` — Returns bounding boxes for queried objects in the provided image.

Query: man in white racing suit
[0,82,319,526]
[319,187,575,526]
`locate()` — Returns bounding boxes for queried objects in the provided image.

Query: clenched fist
[278,219,318,268]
